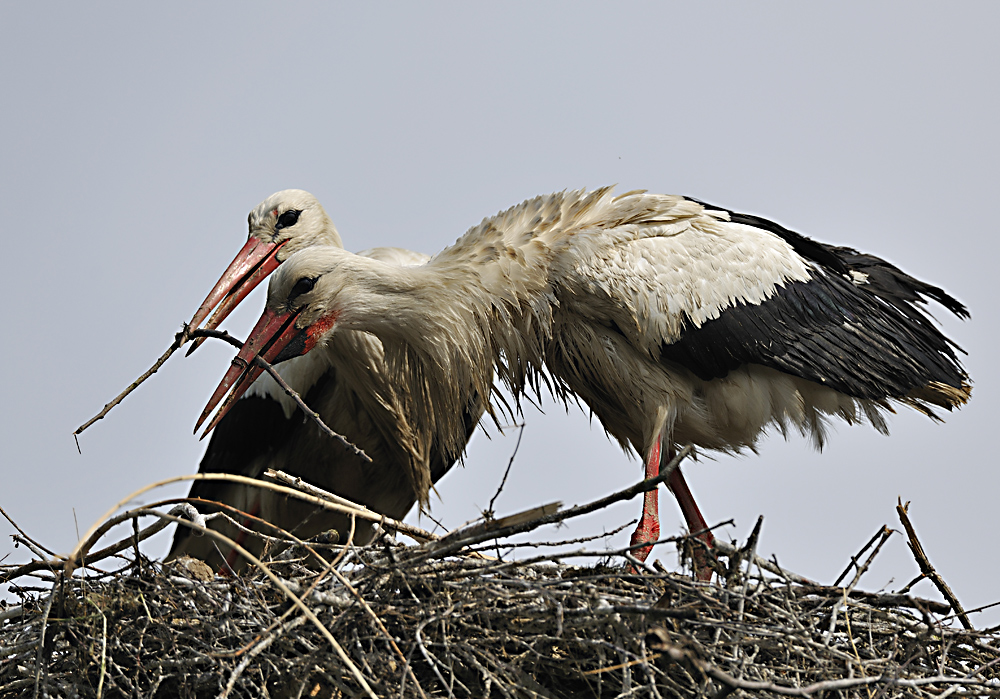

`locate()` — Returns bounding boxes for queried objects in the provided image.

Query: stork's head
[248,189,343,259]
[187,189,343,343]
[196,247,373,435]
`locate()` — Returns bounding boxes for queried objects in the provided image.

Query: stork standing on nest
[168,190,484,569]
[199,187,970,579]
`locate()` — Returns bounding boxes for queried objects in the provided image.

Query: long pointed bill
[195,307,339,438]
[186,236,286,353]
[195,307,301,435]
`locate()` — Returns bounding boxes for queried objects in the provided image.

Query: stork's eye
[289,276,317,301]
[276,209,302,230]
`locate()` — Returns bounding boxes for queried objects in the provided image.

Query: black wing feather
[661,201,969,402]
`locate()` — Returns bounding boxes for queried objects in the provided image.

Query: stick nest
[2,515,999,699]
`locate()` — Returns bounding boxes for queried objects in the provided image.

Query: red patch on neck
[303,311,340,352]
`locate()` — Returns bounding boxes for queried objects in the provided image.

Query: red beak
[195,306,303,437]
[186,236,286,353]
[195,306,340,437]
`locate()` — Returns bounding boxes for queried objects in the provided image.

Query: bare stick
[1,507,58,559]
[711,538,816,586]
[735,515,764,627]
[844,526,894,593]
[466,520,636,551]
[74,325,192,439]
[192,330,369,462]
[266,470,383,514]
[64,471,441,576]
[265,469,439,543]
[486,424,526,561]
[244,354,370,463]
[896,499,973,630]
[72,326,370,463]
[407,446,693,564]
[833,525,893,587]
[487,422,525,517]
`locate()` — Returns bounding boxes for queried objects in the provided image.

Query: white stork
[168,190,484,569]
[199,187,970,579]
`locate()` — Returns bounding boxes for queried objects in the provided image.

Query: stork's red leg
[629,437,662,563]
[629,434,717,581]
[666,465,716,582]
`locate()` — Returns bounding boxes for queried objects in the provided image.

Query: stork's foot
[629,499,661,566]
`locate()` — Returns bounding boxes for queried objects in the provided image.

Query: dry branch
[61,471,442,577]
[72,327,369,462]
[896,498,973,630]
[73,325,193,441]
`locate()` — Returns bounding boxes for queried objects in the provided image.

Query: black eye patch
[276,209,302,230]
[289,276,317,302]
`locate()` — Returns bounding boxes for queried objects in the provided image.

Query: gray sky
[3,3,997,626]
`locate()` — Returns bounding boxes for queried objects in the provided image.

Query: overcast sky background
[2,3,997,627]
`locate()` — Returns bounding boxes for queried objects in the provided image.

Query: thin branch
[72,326,370,463]
[74,325,192,438]
[896,499,973,630]
[61,472,442,577]
[190,329,369,462]
[844,525,894,593]
[468,520,636,551]
[265,469,439,543]
[242,349,370,463]
[735,515,764,625]
[1,507,58,558]
[405,446,693,565]
[833,525,893,587]
[487,422,525,517]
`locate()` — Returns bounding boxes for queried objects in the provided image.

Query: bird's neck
[393,259,543,372]
[337,252,548,466]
